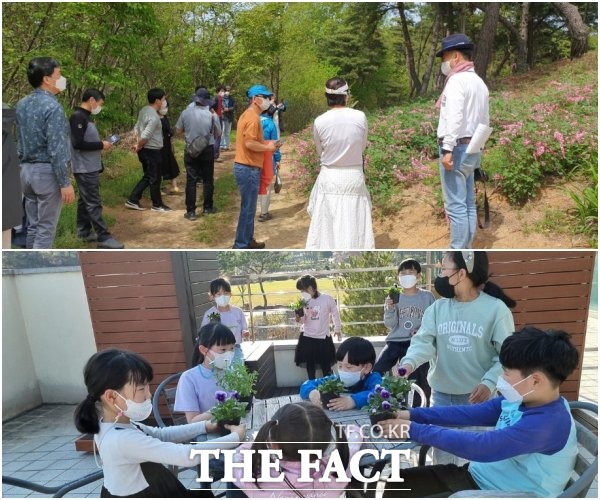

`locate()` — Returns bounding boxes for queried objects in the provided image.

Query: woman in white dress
[306,78,375,249]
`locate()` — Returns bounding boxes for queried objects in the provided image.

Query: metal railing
[226,257,440,341]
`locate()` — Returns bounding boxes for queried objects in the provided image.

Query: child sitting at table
[229,401,363,498]
[74,348,245,498]
[200,277,249,362]
[175,323,237,423]
[379,326,580,498]
[300,336,382,410]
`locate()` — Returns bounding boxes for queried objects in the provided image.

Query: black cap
[193,88,213,106]
[436,33,474,57]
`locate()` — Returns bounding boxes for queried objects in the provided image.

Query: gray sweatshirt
[134,105,163,149]
[383,288,436,341]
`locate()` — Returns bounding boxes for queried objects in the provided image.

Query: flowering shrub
[210,391,248,422]
[365,384,403,415]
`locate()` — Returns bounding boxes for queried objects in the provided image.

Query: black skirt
[100,462,213,498]
[160,116,180,181]
[294,333,336,367]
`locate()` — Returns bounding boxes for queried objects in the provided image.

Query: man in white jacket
[436,33,489,249]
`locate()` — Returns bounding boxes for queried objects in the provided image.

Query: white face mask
[209,350,234,370]
[215,295,230,307]
[399,274,418,289]
[115,392,153,422]
[91,106,102,116]
[301,292,312,301]
[441,61,452,76]
[259,97,271,111]
[338,369,362,388]
[158,107,168,116]
[496,374,534,404]
[51,75,67,92]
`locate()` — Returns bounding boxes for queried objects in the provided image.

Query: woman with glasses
[397,250,516,464]
[305,77,374,249]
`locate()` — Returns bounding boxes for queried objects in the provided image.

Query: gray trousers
[20,162,62,249]
[74,171,111,241]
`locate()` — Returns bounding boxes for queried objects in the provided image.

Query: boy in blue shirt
[380,326,580,497]
[300,337,382,411]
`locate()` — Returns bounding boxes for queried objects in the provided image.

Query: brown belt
[438,137,472,146]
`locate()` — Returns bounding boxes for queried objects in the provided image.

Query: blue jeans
[431,390,473,465]
[439,144,480,249]
[233,163,260,248]
[222,119,233,148]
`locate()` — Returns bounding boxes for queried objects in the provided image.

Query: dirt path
[107,140,590,249]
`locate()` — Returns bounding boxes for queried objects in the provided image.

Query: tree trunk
[397,2,422,97]
[552,2,589,58]
[419,11,442,96]
[515,3,530,73]
[473,3,500,81]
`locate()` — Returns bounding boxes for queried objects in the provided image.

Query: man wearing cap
[232,84,279,249]
[436,33,489,249]
[176,88,222,221]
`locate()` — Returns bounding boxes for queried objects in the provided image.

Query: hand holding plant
[290,297,309,316]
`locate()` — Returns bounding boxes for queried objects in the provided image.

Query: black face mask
[434,271,459,298]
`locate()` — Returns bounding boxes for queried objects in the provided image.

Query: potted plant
[365,385,404,427]
[387,284,401,304]
[210,390,248,435]
[208,311,221,323]
[289,297,309,317]
[381,374,413,406]
[316,377,346,406]
[216,361,258,410]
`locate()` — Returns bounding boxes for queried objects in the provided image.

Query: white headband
[325,83,349,95]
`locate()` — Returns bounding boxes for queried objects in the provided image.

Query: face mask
[158,107,168,116]
[399,274,418,289]
[434,275,457,298]
[224,92,230,97]
[301,292,312,301]
[91,106,102,116]
[115,392,153,422]
[496,374,534,404]
[338,369,362,388]
[209,350,234,370]
[266,104,277,116]
[215,295,230,307]
[50,75,67,92]
[441,61,452,76]
[259,97,271,111]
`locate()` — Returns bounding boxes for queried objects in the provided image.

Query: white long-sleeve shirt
[437,70,489,152]
[313,107,368,168]
[95,420,238,496]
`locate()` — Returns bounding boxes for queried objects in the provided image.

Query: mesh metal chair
[2,470,103,497]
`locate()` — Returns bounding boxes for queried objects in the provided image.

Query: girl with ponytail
[74,348,244,497]
[230,401,362,497]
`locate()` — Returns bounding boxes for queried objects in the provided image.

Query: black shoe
[248,239,266,249]
[184,211,197,221]
[97,237,125,249]
[78,232,98,242]
[203,207,217,215]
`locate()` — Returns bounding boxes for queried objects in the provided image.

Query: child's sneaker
[258,213,273,222]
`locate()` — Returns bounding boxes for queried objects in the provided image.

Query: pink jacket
[232,425,363,498]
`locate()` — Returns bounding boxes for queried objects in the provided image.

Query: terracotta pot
[320,391,339,407]
[217,417,241,436]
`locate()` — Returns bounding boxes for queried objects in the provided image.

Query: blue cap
[436,33,474,57]
[247,84,273,98]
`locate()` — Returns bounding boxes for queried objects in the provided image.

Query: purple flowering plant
[210,390,248,423]
[216,361,257,398]
[365,383,403,415]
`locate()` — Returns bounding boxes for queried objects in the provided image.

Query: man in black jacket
[221,85,236,150]
[70,89,124,248]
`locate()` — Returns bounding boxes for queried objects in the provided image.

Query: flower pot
[217,417,241,436]
[389,291,400,304]
[209,318,221,324]
[239,395,253,411]
[369,411,397,426]
[320,391,339,407]
[295,308,305,317]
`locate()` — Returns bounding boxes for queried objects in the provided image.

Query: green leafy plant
[210,391,248,423]
[387,284,401,304]
[382,375,412,401]
[316,377,346,396]
[208,311,221,323]
[216,362,258,398]
[365,384,404,416]
[289,297,309,313]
